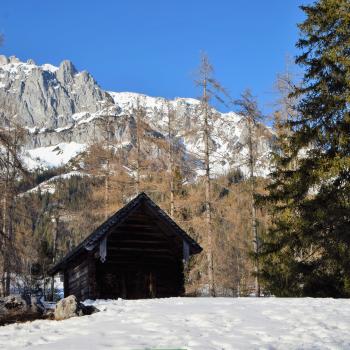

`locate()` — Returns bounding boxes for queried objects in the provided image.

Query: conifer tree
[259,0,350,297]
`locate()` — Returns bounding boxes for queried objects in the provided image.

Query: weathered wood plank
[108,247,174,253]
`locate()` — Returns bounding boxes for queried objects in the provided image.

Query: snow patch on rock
[22,142,87,170]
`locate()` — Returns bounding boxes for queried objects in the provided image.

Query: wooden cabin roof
[50,192,202,275]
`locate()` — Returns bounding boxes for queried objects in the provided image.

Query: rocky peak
[9,55,20,64]
[0,55,23,66]
[0,55,9,65]
[56,60,77,84]
[0,56,108,130]
[26,58,36,65]
[59,60,77,73]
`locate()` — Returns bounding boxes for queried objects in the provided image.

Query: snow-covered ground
[0,297,349,350]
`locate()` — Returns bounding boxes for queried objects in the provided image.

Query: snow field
[0,297,349,350]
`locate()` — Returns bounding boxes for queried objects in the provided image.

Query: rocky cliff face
[0,55,274,176]
[0,55,114,148]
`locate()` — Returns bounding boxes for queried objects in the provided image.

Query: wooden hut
[50,192,202,300]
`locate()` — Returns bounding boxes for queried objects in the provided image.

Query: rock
[0,55,8,65]
[54,295,99,321]
[43,308,55,320]
[0,295,43,326]
[0,56,107,135]
[9,55,20,63]
[56,60,77,85]
[54,295,82,320]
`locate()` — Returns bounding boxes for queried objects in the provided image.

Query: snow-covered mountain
[0,55,274,177]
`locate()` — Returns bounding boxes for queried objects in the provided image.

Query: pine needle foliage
[259,0,350,297]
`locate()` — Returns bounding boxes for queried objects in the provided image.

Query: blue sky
[0,0,312,115]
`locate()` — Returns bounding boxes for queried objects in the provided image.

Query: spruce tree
[259,0,350,297]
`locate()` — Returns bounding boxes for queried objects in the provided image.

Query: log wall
[65,253,95,300]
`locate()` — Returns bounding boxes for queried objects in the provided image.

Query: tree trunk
[247,117,260,297]
[236,252,241,297]
[136,108,141,194]
[2,132,11,297]
[167,107,175,218]
[1,186,7,297]
[104,112,112,219]
[104,165,109,219]
[203,79,215,297]
[5,204,14,296]
[50,216,59,301]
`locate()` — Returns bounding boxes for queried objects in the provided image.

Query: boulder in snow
[54,295,99,321]
[0,295,44,326]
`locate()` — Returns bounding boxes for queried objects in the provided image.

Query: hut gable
[50,192,202,300]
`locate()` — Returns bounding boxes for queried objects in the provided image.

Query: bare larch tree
[166,103,177,217]
[0,112,27,296]
[195,53,228,296]
[234,89,264,297]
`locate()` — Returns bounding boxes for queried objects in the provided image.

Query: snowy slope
[22,142,87,170]
[0,297,349,350]
[109,92,273,177]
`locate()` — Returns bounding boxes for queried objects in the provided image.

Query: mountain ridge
[0,55,274,177]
